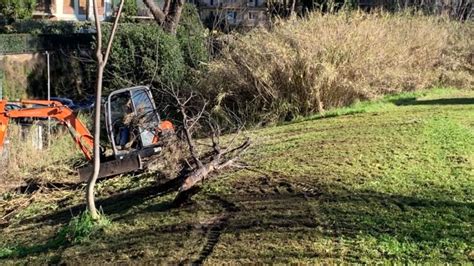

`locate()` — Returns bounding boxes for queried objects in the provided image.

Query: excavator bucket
[77,153,143,181]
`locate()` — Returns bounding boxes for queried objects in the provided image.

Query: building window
[210,0,214,5]
[248,11,258,20]
[247,0,254,6]
[63,0,103,16]
[226,11,237,23]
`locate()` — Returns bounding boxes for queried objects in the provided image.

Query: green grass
[0,87,473,263]
[290,87,462,123]
[0,211,109,262]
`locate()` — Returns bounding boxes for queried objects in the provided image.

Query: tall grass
[0,122,83,192]
[204,11,473,123]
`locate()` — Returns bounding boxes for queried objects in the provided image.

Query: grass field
[0,87,473,263]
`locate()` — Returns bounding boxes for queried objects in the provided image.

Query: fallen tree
[160,87,251,204]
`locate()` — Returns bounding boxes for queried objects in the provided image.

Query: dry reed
[204,11,473,123]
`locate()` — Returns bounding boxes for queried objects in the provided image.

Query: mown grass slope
[1,88,473,263]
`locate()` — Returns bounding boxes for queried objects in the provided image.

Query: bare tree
[86,0,126,220]
[142,0,186,34]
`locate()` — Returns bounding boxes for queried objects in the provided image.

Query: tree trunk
[86,0,125,220]
[142,0,166,25]
[86,63,104,219]
[163,0,185,34]
[142,0,185,34]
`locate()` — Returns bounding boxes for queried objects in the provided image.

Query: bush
[203,11,474,124]
[0,20,93,34]
[26,49,95,100]
[121,0,138,21]
[0,0,36,22]
[99,23,185,93]
[0,53,37,100]
[177,4,209,69]
[95,4,208,94]
[1,5,208,102]
[0,211,110,259]
[0,34,34,53]
[57,211,110,244]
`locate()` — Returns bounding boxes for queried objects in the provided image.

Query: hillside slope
[1,88,473,263]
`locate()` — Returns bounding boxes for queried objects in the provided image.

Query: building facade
[30,0,269,26]
[197,0,269,29]
[32,0,113,21]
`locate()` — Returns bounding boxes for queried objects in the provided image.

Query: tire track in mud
[242,167,325,199]
[193,196,239,264]
[191,168,326,264]
[191,176,324,264]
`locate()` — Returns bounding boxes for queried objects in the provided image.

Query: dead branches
[178,137,251,193]
[163,87,251,204]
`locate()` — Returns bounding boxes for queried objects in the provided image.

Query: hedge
[0,33,93,54]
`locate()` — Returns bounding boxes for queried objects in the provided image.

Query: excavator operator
[116,99,134,150]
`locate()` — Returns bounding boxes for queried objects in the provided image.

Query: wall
[0,50,93,101]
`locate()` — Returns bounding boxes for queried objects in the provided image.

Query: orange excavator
[0,86,174,181]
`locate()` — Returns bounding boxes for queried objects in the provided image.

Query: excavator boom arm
[0,101,9,154]
[0,100,94,160]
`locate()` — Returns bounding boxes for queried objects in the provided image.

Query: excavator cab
[78,86,174,180]
[105,86,167,158]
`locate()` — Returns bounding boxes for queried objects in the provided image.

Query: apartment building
[26,0,267,27]
[32,0,113,20]
[31,0,165,20]
[197,0,269,29]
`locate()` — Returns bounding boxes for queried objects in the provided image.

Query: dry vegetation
[205,11,474,123]
[0,122,83,193]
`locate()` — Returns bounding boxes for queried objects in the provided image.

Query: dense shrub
[177,4,209,69]
[100,23,185,93]
[3,4,208,101]
[26,50,95,100]
[0,20,92,34]
[0,53,37,99]
[204,11,473,124]
[0,33,93,54]
[122,0,138,21]
[98,5,208,94]
[0,34,34,54]
[0,0,36,22]
[0,52,91,100]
